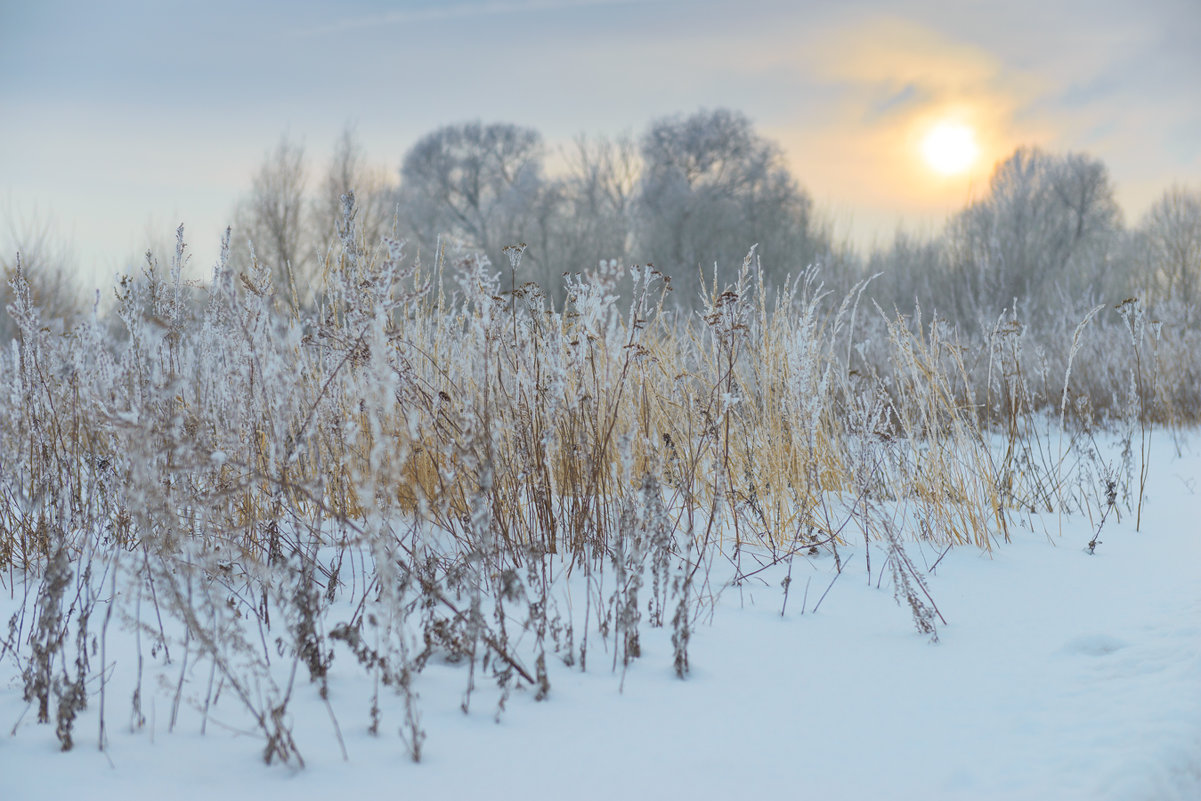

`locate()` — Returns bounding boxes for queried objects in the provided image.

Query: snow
[2,436,1199,801]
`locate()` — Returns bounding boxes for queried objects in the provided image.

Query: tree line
[4,108,1200,337]
[232,110,834,309]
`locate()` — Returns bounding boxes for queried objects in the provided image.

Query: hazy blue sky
[2,0,1199,284]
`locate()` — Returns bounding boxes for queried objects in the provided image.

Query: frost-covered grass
[1,201,1199,796]
[2,437,1198,800]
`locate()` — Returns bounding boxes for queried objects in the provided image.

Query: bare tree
[947,147,1121,323]
[1134,184,1201,314]
[234,136,312,307]
[560,133,639,264]
[520,134,642,304]
[313,125,395,260]
[397,121,545,278]
[635,108,826,302]
[864,229,952,315]
[1,210,86,343]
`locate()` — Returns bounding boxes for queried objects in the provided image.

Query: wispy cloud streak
[288,0,652,38]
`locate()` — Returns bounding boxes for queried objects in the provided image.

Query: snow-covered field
[3,434,1198,801]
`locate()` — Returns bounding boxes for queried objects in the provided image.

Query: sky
[2,0,1199,287]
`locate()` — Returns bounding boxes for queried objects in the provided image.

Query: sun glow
[921,122,979,175]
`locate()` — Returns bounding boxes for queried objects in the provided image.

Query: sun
[921,122,979,176]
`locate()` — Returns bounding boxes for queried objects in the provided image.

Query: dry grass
[2,203,1197,762]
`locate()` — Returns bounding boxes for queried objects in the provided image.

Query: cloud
[755,17,1039,227]
[865,84,928,123]
[286,0,650,38]
[808,17,1002,91]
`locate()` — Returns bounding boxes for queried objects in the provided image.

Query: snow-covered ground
[3,435,1199,801]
